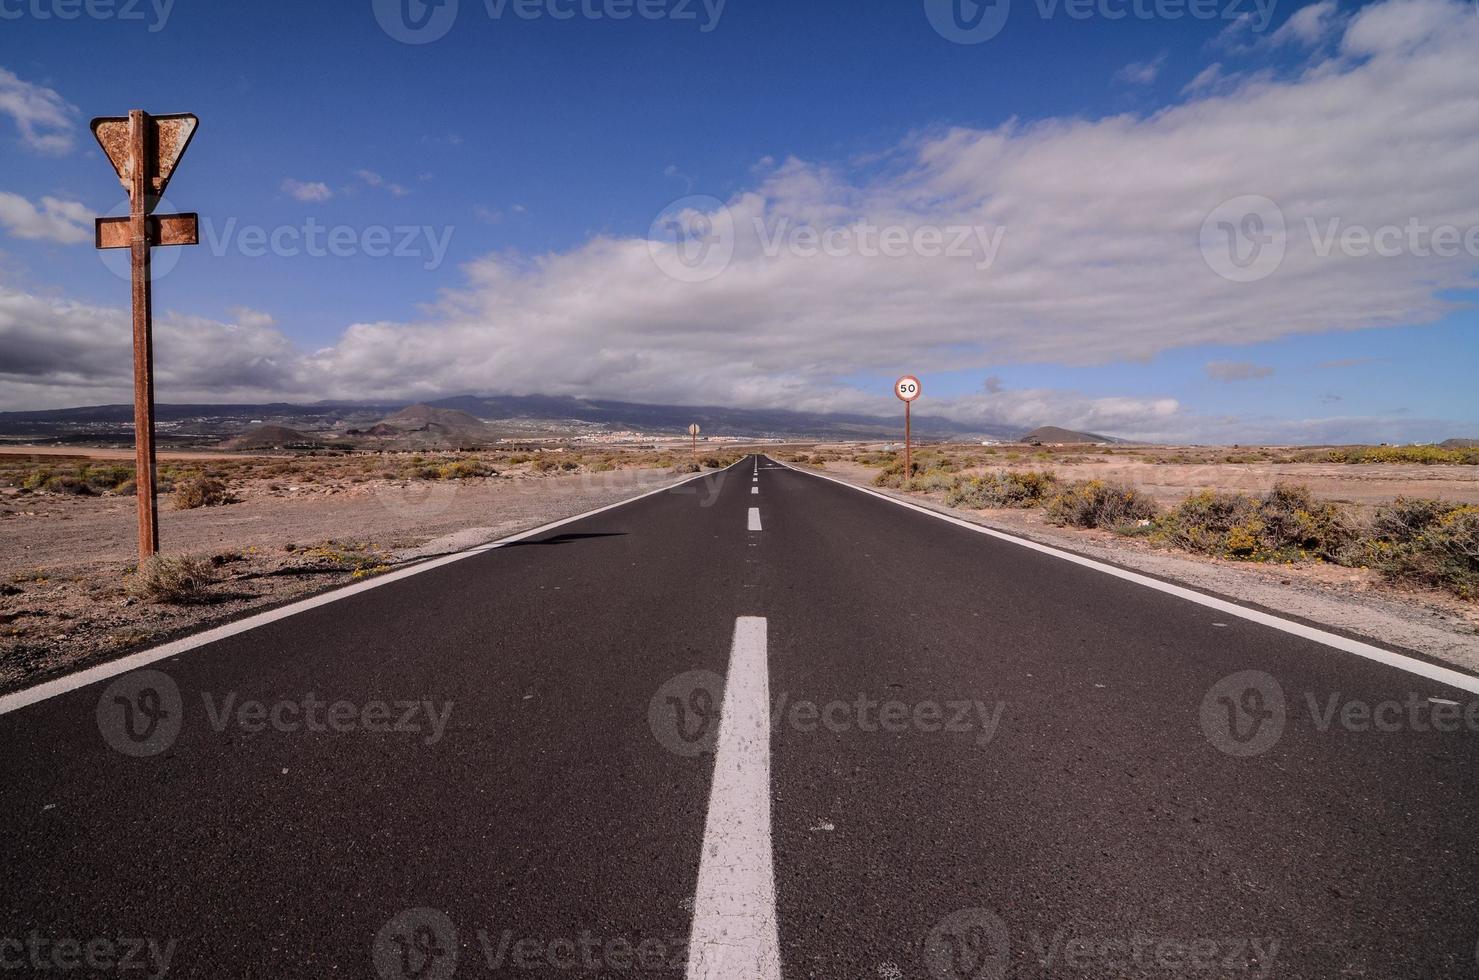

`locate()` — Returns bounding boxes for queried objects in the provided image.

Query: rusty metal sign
[92,113,198,202]
[95,212,199,250]
[92,109,202,562]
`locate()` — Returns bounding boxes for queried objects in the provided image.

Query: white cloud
[1222,0,1343,53]
[1270,0,1341,46]
[0,68,77,155]
[355,170,410,197]
[1,0,1477,445]
[1115,53,1167,85]
[1341,0,1469,54]
[281,179,333,202]
[928,387,1182,436]
[0,193,91,244]
[0,290,304,408]
[1182,62,1226,94]
[1213,14,1262,53]
[226,306,278,330]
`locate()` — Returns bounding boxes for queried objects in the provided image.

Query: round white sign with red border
[894,376,922,402]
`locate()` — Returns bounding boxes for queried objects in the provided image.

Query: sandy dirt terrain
[0,462,725,693]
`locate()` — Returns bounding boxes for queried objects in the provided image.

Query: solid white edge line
[685,616,780,980]
[0,460,747,717]
[770,456,1479,695]
[747,508,762,532]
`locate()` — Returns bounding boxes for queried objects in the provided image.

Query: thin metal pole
[904,400,912,490]
[129,109,159,561]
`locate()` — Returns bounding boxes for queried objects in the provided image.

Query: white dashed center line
[685,617,779,980]
[751,487,759,495]
[748,508,762,531]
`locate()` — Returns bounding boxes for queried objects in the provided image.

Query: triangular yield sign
[91,113,198,200]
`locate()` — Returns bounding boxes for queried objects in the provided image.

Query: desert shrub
[21,468,53,491]
[1364,499,1479,598]
[1326,446,1479,466]
[437,459,493,480]
[43,474,94,496]
[671,461,701,474]
[912,469,958,493]
[912,453,952,473]
[531,457,558,473]
[15,464,118,495]
[872,459,923,488]
[591,461,616,472]
[1154,490,1259,555]
[1368,497,1451,543]
[1045,480,1158,530]
[297,542,390,578]
[944,470,1059,508]
[1255,483,1358,561]
[1155,483,1356,561]
[173,477,233,510]
[127,554,215,604]
[85,464,134,493]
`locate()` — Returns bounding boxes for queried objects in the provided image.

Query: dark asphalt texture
[2,455,1477,979]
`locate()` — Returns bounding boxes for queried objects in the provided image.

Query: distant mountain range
[0,394,1029,444]
[1018,425,1126,445]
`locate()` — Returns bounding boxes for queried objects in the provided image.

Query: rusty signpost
[894,375,921,488]
[92,110,200,561]
[688,423,701,460]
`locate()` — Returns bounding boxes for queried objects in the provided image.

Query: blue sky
[1,0,1476,441]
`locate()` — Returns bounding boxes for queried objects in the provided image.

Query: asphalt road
[3,455,1478,979]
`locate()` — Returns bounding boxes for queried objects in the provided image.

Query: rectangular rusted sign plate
[95,213,200,249]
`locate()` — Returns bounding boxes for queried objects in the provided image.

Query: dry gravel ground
[0,464,709,693]
[806,460,1479,674]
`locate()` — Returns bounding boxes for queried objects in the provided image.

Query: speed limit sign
[894,375,921,489]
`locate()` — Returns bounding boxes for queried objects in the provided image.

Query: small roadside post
[894,375,921,488]
[91,110,200,562]
[689,423,701,461]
